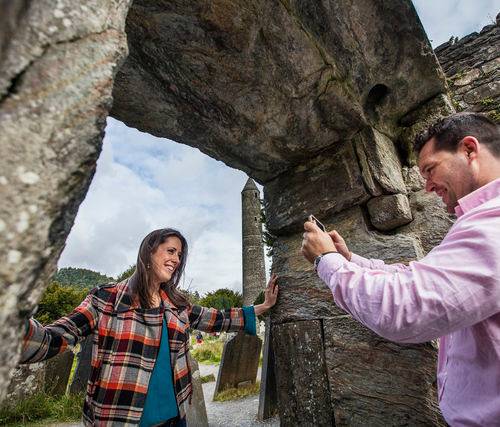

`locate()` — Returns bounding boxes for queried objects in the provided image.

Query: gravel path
[200,364,279,427]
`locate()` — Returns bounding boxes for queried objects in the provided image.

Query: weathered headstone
[257,317,278,421]
[2,361,45,407]
[69,335,93,395]
[44,350,74,396]
[186,355,209,427]
[213,332,262,397]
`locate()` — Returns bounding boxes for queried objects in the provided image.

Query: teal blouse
[140,306,256,426]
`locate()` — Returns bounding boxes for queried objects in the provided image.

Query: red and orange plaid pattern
[21,280,246,426]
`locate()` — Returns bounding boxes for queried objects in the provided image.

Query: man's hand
[328,230,351,261]
[301,220,337,264]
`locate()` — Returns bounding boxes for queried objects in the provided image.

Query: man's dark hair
[414,112,500,157]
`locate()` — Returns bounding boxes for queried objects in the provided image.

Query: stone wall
[435,12,499,121]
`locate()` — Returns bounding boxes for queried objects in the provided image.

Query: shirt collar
[455,178,500,217]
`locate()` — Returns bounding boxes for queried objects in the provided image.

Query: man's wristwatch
[313,251,337,271]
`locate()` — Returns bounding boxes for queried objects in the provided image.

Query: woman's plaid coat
[21,280,248,425]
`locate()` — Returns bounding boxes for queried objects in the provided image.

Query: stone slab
[272,320,332,426]
[257,317,278,420]
[323,316,445,426]
[44,350,74,396]
[271,206,423,324]
[214,332,262,396]
[69,335,93,395]
[264,142,369,234]
[186,355,209,427]
[367,193,413,231]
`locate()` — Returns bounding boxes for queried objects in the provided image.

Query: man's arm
[317,216,500,343]
[328,229,410,272]
[350,253,410,272]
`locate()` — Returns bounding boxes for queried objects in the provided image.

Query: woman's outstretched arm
[188,274,279,334]
[21,287,100,363]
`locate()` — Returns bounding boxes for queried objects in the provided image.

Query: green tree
[116,265,136,282]
[53,267,112,289]
[199,289,242,310]
[181,289,202,305]
[35,282,88,325]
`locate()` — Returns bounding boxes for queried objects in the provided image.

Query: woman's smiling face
[150,236,183,285]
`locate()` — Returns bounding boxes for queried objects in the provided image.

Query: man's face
[418,137,475,213]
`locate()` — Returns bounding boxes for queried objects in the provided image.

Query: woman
[21,228,278,426]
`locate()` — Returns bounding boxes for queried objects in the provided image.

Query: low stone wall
[435,13,500,120]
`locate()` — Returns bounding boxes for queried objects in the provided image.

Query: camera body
[308,214,326,232]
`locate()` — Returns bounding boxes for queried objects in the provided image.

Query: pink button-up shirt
[317,178,500,426]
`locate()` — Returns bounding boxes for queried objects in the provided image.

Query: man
[301,112,500,426]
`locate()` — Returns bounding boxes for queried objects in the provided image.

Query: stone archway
[1,1,455,424]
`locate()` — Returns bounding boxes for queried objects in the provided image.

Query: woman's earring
[147,263,150,269]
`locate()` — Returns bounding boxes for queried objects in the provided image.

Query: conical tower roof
[242,177,258,192]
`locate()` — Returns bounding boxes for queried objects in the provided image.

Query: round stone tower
[241,178,267,306]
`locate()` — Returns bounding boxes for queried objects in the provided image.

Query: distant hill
[53,267,114,289]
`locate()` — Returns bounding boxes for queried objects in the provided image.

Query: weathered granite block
[367,194,413,231]
[398,93,455,165]
[44,350,74,396]
[354,127,406,195]
[186,355,209,427]
[214,332,262,396]
[272,320,332,426]
[323,316,445,426]
[258,317,278,421]
[403,165,426,192]
[69,335,93,395]
[0,0,131,398]
[264,142,369,234]
[2,361,45,407]
[397,190,454,254]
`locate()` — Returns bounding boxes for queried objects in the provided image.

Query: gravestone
[69,335,93,395]
[257,317,278,420]
[213,332,262,397]
[186,355,209,427]
[2,362,45,407]
[44,350,74,396]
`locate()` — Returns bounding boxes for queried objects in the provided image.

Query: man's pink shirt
[317,178,500,426]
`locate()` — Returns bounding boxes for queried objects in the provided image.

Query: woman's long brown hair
[127,228,190,309]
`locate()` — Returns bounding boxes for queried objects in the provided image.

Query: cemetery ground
[1,334,278,426]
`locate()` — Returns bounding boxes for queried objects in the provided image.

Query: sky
[58,1,500,295]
